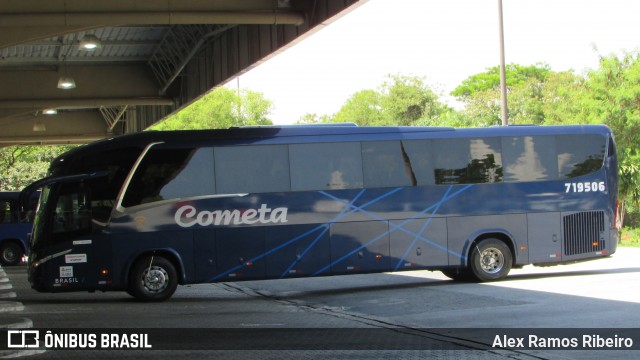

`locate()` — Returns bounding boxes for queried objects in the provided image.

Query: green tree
[453,64,552,126]
[295,113,333,124]
[451,63,551,98]
[332,74,451,126]
[151,87,273,130]
[0,145,74,191]
[333,89,387,125]
[584,51,640,214]
[380,74,446,125]
[539,71,593,125]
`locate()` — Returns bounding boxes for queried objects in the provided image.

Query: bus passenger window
[0,200,15,224]
[290,142,364,191]
[214,145,290,194]
[362,141,414,188]
[122,148,211,207]
[401,140,436,186]
[556,135,606,178]
[502,136,558,182]
[434,138,503,184]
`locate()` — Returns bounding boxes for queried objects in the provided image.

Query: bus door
[40,182,99,291]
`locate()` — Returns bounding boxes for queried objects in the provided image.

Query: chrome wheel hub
[480,248,504,274]
[143,266,169,293]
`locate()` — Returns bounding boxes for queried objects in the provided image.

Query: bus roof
[53,124,612,167]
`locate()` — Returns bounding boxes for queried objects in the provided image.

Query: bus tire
[0,242,23,266]
[128,256,177,302]
[469,238,512,282]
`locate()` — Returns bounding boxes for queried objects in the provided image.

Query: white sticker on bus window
[73,240,92,245]
[60,266,73,278]
[65,254,87,264]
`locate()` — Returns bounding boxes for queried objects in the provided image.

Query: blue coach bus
[0,191,37,265]
[21,124,619,301]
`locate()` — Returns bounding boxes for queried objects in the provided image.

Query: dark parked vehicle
[0,191,36,265]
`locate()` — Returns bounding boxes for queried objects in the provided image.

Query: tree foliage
[0,146,74,191]
[452,64,552,126]
[585,52,640,208]
[451,63,551,98]
[150,87,273,130]
[321,74,452,126]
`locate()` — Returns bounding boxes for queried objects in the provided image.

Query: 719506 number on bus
[564,181,606,193]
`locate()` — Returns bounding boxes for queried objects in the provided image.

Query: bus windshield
[30,186,51,250]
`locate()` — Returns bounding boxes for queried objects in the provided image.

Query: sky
[227,0,640,124]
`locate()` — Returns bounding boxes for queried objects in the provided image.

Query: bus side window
[557,135,606,178]
[290,142,364,191]
[362,141,415,188]
[0,199,13,224]
[401,140,435,186]
[122,147,211,207]
[215,145,290,194]
[433,138,503,184]
[502,136,558,182]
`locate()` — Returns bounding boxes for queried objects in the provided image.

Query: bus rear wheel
[469,238,512,282]
[0,242,23,266]
[129,255,178,302]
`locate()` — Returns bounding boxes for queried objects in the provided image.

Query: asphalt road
[1,248,639,359]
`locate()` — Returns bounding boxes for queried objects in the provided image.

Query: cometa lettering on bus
[174,204,288,227]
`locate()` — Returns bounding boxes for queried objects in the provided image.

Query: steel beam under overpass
[0,0,364,147]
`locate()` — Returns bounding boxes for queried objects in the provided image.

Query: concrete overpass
[0,0,363,147]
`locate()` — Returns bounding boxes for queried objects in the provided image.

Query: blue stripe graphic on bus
[393,185,454,271]
[313,185,473,275]
[207,185,473,282]
[206,187,402,282]
[279,189,367,278]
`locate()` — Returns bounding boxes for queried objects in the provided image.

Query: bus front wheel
[129,255,178,302]
[469,238,512,282]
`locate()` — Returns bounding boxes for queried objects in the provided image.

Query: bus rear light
[592,242,599,247]
[100,269,109,276]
